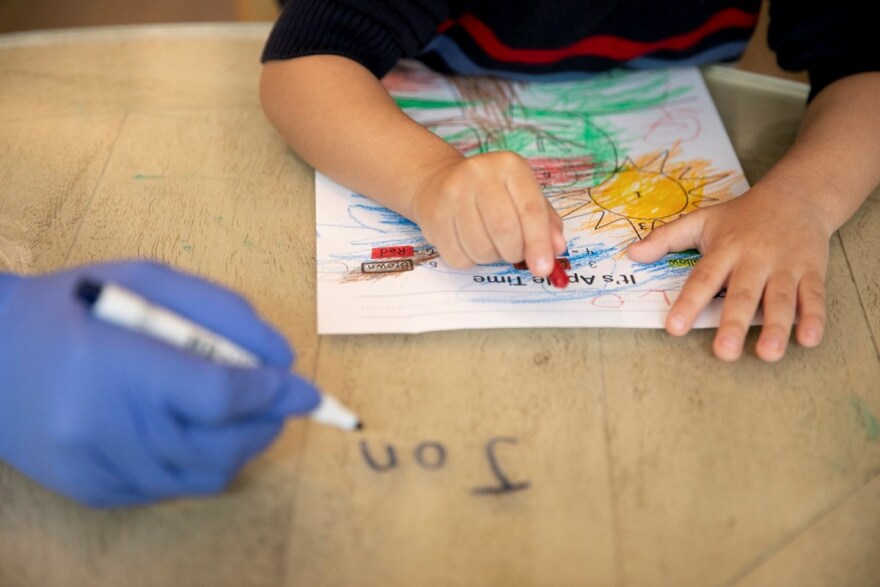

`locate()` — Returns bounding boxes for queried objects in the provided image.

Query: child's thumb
[626,213,701,263]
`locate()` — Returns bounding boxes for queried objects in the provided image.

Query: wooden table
[1,23,878,587]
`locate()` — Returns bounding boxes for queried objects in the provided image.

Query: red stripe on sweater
[452,8,758,63]
[437,19,454,34]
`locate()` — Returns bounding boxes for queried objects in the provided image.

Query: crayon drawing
[315,63,748,334]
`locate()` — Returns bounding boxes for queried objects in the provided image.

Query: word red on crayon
[371,246,414,259]
[549,258,569,288]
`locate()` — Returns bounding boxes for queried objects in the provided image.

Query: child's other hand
[411,151,567,276]
[626,187,832,362]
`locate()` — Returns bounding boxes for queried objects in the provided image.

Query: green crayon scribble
[516,70,690,115]
[392,70,692,194]
[850,396,880,441]
[133,174,164,181]
[393,97,479,110]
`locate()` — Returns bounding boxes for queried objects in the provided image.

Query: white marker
[75,279,361,431]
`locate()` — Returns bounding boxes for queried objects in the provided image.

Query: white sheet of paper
[316,65,749,334]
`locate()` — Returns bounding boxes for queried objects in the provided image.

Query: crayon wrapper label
[361,260,414,274]
[371,246,414,259]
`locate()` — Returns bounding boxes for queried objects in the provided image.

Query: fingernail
[720,336,739,352]
[269,376,322,418]
[668,315,686,333]
[767,338,783,352]
[534,257,553,275]
[803,328,819,346]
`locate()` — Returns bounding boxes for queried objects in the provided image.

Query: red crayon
[549,258,569,289]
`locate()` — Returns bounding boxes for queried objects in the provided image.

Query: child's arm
[628,72,880,362]
[260,55,566,276]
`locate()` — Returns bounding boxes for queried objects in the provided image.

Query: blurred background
[0,0,805,82]
[0,0,279,31]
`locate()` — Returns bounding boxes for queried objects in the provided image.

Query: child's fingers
[795,273,827,347]
[476,186,525,264]
[546,200,567,255]
[627,212,702,263]
[666,255,730,336]
[506,169,555,277]
[427,211,474,269]
[712,266,766,361]
[755,273,798,362]
[457,196,504,264]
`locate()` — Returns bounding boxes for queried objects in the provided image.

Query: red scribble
[591,294,625,308]
[529,156,597,188]
[637,289,673,306]
[644,108,702,144]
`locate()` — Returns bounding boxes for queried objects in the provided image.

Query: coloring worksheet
[316,64,749,334]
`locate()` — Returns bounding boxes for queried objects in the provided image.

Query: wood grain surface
[0,24,877,587]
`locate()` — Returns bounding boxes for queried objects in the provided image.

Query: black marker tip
[75,278,102,306]
[355,421,364,431]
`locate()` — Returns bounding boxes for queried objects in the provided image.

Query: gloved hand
[0,260,320,508]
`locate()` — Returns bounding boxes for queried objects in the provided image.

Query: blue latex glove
[0,260,320,508]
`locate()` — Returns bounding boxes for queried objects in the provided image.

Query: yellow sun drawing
[554,144,741,241]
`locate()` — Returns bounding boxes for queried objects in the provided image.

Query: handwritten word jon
[359,436,530,496]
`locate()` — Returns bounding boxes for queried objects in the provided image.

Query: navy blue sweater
[262,0,878,99]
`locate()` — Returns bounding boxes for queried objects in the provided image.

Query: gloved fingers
[182,421,285,476]
[82,325,318,426]
[53,440,185,508]
[142,407,284,476]
[58,375,209,502]
[140,349,321,425]
[112,415,284,500]
[126,360,290,476]
[62,429,248,506]
[173,471,236,497]
[74,296,300,425]
[93,414,198,501]
[52,450,143,508]
[83,260,294,368]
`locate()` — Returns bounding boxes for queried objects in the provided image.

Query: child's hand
[411,151,567,276]
[627,187,833,362]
